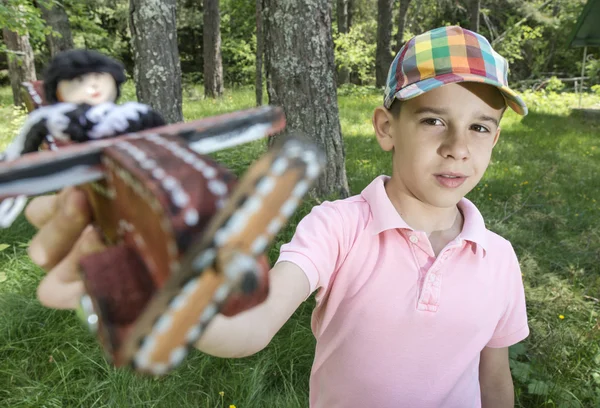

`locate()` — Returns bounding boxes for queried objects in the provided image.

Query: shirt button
[409,235,419,244]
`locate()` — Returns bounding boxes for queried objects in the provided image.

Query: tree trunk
[39,1,74,56]
[337,0,349,33]
[469,0,481,32]
[347,0,354,30]
[255,0,263,106]
[129,0,183,124]
[2,28,37,107]
[396,0,412,51]
[336,0,350,85]
[263,0,350,199]
[203,0,224,98]
[375,0,393,88]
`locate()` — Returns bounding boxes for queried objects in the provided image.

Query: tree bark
[2,28,37,107]
[39,0,74,56]
[203,0,224,98]
[396,0,412,51]
[375,0,393,88]
[347,0,354,30]
[337,0,349,34]
[129,0,183,124]
[263,0,349,198]
[469,0,481,32]
[336,0,350,85]
[255,0,263,106]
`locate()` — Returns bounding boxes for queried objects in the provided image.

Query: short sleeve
[275,201,346,300]
[486,247,530,348]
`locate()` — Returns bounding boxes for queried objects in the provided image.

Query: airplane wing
[0,105,286,227]
[0,106,285,199]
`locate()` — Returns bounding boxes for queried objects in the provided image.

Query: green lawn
[0,84,599,407]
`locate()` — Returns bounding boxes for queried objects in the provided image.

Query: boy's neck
[384,177,464,238]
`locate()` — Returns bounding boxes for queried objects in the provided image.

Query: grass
[0,83,599,407]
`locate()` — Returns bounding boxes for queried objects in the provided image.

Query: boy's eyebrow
[475,114,499,127]
[413,107,500,127]
[413,107,447,116]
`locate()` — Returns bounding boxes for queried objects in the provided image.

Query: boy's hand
[25,187,106,310]
[23,187,301,360]
[25,187,270,316]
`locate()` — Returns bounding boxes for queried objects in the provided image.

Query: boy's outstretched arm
[194,261,309,358]
[479,346,515,408]
[26,188,311,360]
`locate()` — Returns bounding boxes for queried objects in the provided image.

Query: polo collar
[360,175,489,255]
[361,175,413,235]
[456,197,489,256]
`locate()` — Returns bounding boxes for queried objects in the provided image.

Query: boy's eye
[470,124,490,133]
[422,118,443,126]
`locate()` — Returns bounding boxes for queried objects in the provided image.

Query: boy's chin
[421,188,470,209]
[427,197,463,209]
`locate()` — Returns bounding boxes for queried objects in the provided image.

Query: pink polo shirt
[276,175,529,408]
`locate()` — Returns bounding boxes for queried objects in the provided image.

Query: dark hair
[43,49,127,104]
[387,99,402,117]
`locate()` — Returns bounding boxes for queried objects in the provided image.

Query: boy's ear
[372,106,395,152]
[492,127,502,148]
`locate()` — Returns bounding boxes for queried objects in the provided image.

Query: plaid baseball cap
[384,25,528,116]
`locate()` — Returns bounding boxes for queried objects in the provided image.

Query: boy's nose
[439,130,470,161]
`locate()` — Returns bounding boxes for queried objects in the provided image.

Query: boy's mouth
[434,172,467,188]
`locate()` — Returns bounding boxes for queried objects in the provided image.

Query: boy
[25,26,528,407]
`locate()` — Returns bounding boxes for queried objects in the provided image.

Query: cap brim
[389,73,528,116]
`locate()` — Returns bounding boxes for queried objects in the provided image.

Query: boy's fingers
[25,187,89,229]
[27,191,94,271]
[24,195,58,228]
[36,226,106,310]
[37,277,85,310]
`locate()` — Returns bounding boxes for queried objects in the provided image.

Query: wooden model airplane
[0,76,325,376]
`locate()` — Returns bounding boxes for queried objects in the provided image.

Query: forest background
[1,0,599,101]
[0,0,600,407]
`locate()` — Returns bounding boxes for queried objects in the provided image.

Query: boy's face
[373,82,506,209]
[56,72,117,105]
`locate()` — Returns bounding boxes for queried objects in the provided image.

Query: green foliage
[176,0,203,76]
[544,76,566,93]
[519,89,599,113]
[586,57,600,89]
[333,22,377,84]
[0,0,48,36]
[0,93,27,150]
[493,23,544,65]
[0,0,52,54]
[326,0,598,89]
[336,83,380,98]
[66,0,132,69]
[221,32,256,86]
[177,0,259,86]
[3,0,598,95]
[0,70,9,87]
[220,0,259,86]
[485,0,596,85]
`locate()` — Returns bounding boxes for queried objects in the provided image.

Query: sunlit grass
[0,85,599,407]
